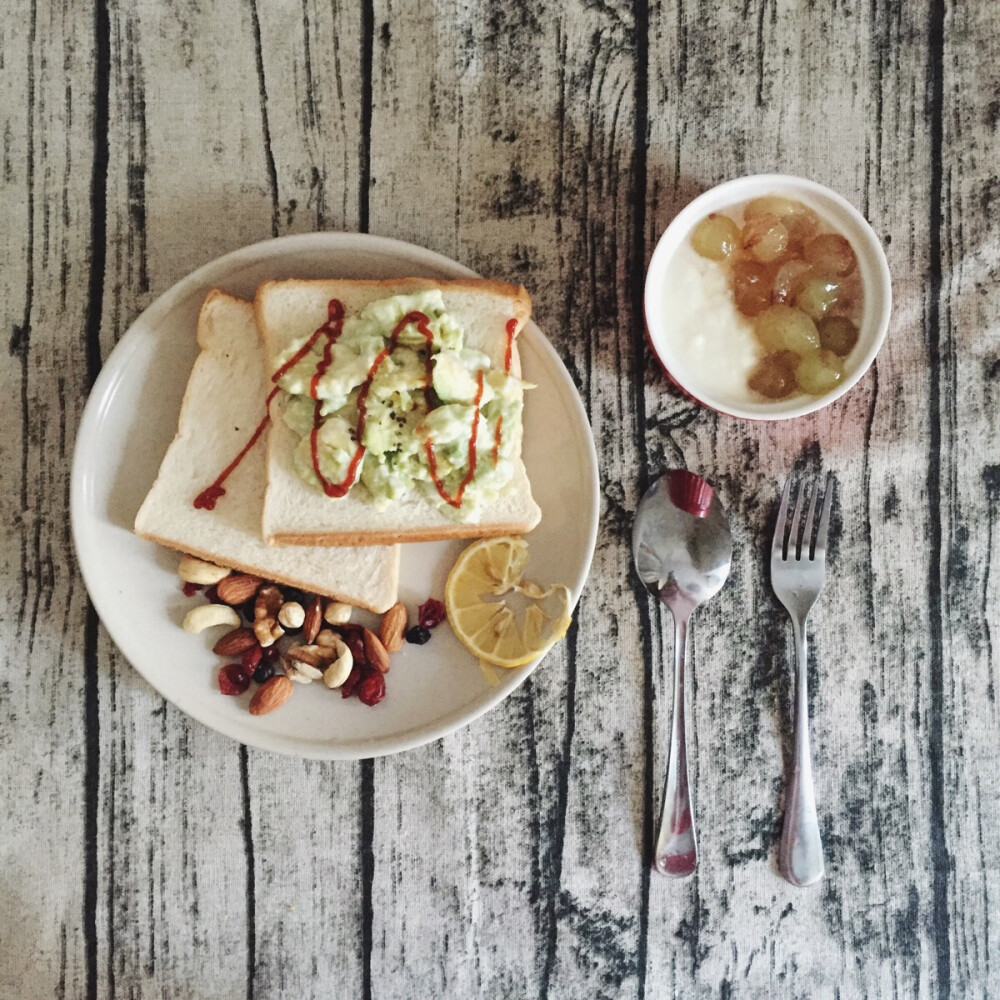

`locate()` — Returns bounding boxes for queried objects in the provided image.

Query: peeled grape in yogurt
[686,195,864,401]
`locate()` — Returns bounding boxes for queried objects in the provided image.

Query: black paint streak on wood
[246,0,279,237]
[538,618,579,1000]
[358,0,374,234]
[85,0,110,391]
[360,761,375,1000]
[754,0,770,109]
[983,465,999,701]
[125,23,148,295]
[522,678,543,915]
[83,607,101,1000]
[631,0,652,991]
[239,745,256,1000]
[300,1,319,131]
[925,0,952,995]
[84,2,111,997]
[12,0,36,632]
[358,7,375,995]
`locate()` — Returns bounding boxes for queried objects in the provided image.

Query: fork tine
[803,480,820,558]
[814,472,834,558]
[788,482,808,559]
[772,478,792,557]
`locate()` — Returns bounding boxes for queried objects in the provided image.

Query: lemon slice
[445,537,572,668]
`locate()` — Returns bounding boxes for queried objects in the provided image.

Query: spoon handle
[654,614,697,876]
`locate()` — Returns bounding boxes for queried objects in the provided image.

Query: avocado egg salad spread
[270,290,526,520]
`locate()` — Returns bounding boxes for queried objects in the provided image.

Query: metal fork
[770,472,834,887]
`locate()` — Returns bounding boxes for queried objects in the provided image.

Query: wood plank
[367,1,649,995]
[0,3,96,997]
[90,3,277,996]
[936,0,1000,993]
[241,4,371,997]
[644,1,945,996]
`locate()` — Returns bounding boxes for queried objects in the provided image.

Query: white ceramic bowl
[644,174,892,419]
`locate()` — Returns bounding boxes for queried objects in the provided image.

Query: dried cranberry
[182,582,202,597]
[241,646,262,672]
[405,625,431,645]
[418,598,446,629]
[218,663,251,695]
[252,660,275,684]
[344,630,367,666]
[204,584,220,604]
[261,645,281,663]
[357,668,386,706]
[341,666,363,699]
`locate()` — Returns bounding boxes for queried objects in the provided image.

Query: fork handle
[654,613,697,877]
[779,619,824,887]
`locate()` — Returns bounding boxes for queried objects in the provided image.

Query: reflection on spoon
[632,470,732,877]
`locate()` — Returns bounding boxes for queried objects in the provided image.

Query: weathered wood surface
[1,0,997,997]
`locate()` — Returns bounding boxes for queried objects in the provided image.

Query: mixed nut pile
[177,555,445,715]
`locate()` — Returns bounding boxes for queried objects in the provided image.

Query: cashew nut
[182,603,242,634]
[323,601,352,625]
[322,638,353,689]
[178,555,232,586]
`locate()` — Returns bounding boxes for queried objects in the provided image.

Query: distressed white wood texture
[1,0,998,998]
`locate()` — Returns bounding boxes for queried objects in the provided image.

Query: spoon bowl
[632,470,732,876]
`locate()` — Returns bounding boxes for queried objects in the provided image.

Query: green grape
[690,213,740,260]
[747,350,799,399]
[731,260,775,316]
[741,214,790,263]
[743,196,802,221]
[803,233,857,276]
[818,315,859,356]
[795,277,842,320]
[795,349,845,395]
[772,259,813,304]
[785,209,820,250]
[753,304,820,353]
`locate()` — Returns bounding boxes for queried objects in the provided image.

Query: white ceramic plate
[71,233,599,759]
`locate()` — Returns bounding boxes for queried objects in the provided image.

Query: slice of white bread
[255,278,543,546]
[134,289,400,613]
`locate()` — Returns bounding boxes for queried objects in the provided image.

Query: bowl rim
[643,173,892,420]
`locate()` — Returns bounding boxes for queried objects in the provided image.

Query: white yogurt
[657,240,760,406]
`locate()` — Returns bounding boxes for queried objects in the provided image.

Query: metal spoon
[632,470,732,877]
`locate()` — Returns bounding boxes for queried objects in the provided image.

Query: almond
[363,627,390,674]
[378,602,407,653]
[303,596,323,643]
[213,627,259,657]
[216,573,262,606]
[249,675,293,715]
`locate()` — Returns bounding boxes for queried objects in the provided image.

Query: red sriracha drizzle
[491,316,517,468]
[193,298,346,510]
[312,309,437,497]
[195,301,520,511]
[193,386,280,510]
[426,370,485,508]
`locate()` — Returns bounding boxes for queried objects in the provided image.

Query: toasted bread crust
[254,276,532,331]
[134,528,399,613]
[269,513,540,548]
